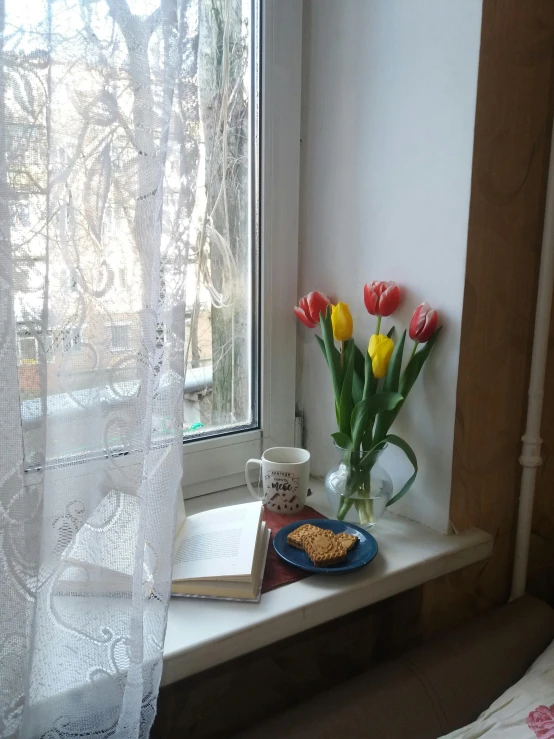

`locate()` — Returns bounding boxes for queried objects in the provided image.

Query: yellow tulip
[368,333,394,379]
[331,302,353,342]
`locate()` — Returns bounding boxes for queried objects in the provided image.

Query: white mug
[245,447,310,513]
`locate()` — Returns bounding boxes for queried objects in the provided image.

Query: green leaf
[360,438,388,469]
[387,326,395,339]
[363,349,377,399]
[352,371,363,406]
[369,391,403,413]
[351,340,366,406]
[350,401,369,451]
[320,307,342,404]
[383,330,406,393]
[350,391,403,451]
[331,431,352,450]
[352,341,366,378]
[316,325,342,425]
[385,434,418,506]
[399,326,442,399]
[315,334,329,366]
[361,426,374,453]
[317,330,343,424]
[374,328,442,445]
[338,341,355,437]
[373,330,406,444]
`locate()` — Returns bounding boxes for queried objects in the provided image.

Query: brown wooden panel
[424,0,554,633]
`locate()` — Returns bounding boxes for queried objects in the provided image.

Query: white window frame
[182,0,302,499]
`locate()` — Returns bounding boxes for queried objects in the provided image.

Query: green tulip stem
[409,341,419,363]
[375,315,382,335]
[337,453,378,526]
[340,340,345,367]
[337,495,355,520]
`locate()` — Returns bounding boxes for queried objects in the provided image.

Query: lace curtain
[0,0,220,735]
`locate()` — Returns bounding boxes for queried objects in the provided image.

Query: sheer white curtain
[0,0,196,735]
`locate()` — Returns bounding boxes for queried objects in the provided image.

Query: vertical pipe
[510,117,554,601]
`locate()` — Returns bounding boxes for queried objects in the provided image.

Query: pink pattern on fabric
[527,705,554,738]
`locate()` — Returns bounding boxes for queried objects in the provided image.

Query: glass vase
[324,444,393,529]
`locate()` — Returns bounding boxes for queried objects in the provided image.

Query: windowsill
[162,480,492,687]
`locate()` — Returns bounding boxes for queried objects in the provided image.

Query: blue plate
[273,519,378,574]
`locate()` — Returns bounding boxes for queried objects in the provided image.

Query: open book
[55,494,268,603]
[171,501,269,602]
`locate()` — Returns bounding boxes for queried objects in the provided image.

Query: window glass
[7,0,260,463]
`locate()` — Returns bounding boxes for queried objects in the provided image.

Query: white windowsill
[162,480,492,687]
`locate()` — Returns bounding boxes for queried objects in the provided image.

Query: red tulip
[409,302,438,342]
[363,281,401,317]
[294,291,331,328]
[294,304,316,328]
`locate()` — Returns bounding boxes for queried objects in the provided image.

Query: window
[18,335,37,364]
[110,325,131,352]
[181,0,302,496]
[16,328,59,368]
[175,0,258,445]
[9,0,301,495]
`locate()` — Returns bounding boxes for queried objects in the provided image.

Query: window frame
[181,0,303,499]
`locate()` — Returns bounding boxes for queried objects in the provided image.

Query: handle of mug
[245,459,263,500]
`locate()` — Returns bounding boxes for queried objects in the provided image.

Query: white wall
[298,0,483,533]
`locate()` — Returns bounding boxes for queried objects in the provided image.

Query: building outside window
[110,324,131,352]
[17,335,38,364]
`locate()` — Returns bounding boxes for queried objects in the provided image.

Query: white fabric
[439,638,554,739]
[0,0,201,735]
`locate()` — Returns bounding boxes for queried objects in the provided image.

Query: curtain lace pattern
[0,0,236,735]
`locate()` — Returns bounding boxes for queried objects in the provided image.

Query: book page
[171,523,269,600]
[174,492,187,540]
[172,501,263,581]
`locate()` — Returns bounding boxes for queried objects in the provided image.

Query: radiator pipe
[510,118,554,601]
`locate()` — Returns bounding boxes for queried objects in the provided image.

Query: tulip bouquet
[294,284,441,526]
